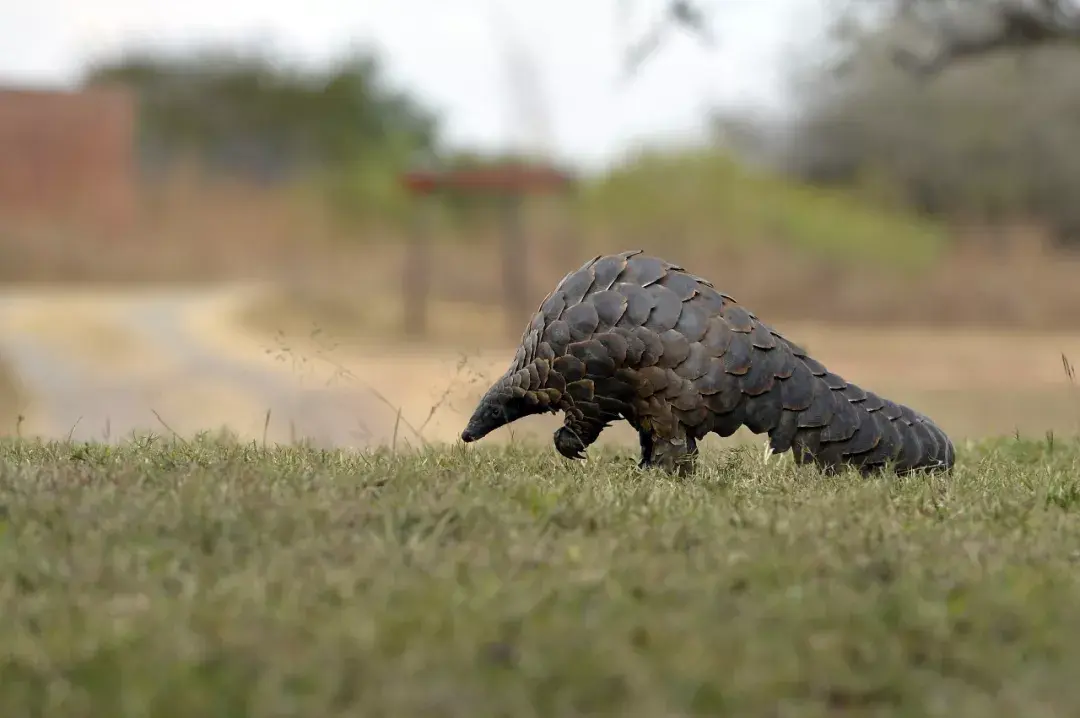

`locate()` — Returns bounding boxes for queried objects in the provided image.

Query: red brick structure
[0,85,137,235]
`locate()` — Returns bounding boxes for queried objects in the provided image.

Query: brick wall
[0,85,137,235]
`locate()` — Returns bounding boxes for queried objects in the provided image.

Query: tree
[870,0,1080,77]
[776,0,1080,246]
[618,0,718,77]
[623,0,1080,78]
[83,44,439,188]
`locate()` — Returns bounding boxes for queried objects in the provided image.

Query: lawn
[2,435,1079,716]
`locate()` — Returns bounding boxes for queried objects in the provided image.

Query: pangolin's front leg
[637,428,653,469]
[642,430,698,477]
[553,405,617,461]
[637,404,699,477]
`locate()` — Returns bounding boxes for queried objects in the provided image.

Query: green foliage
[84,44,438,226]
[2,434,1080,715]
[321,129,423,228]
[578,148,949,270]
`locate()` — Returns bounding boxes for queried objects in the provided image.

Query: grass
[2,435,1080,716]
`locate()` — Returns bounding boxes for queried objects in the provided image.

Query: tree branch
[891,0,1080,77]
[621,0,717,78]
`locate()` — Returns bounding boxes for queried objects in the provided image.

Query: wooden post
[500,191,529,335]
[400,163,574,338]
[403,193,432,337]
[555,183,581,270]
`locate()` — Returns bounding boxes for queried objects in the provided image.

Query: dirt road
[0,284,405,446]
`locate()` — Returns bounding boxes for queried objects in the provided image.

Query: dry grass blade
[151,408,188,444]
[392,407,402,453]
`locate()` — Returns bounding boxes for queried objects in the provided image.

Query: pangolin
[460,250,955,477]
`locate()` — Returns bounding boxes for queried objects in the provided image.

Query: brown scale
[461,250,955,477]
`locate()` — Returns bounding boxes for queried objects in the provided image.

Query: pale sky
[0,0,829,169]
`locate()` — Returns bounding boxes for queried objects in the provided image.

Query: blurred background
[1,0,1079,450]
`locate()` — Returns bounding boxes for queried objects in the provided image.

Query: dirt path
[0,284,399,446]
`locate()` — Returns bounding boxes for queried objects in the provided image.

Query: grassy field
[3,435,1080,716]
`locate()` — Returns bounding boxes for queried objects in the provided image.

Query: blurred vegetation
[577,148,948,270]
[780,7,1080,247]
[80,30,1080,267]
[84,45,438,227]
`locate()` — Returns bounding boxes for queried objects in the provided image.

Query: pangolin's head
[460,368,552,443]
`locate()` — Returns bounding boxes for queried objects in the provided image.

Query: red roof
[401,165,573,194]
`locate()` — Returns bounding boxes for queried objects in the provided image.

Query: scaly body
[461,250,954,477]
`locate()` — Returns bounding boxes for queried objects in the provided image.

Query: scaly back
[468,250,954,475]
